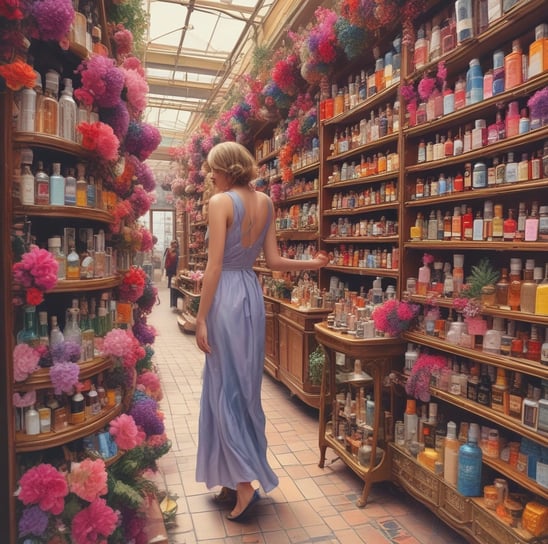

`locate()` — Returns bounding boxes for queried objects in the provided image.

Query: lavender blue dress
[196,190,278,493]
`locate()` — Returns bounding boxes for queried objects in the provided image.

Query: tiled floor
[149,278,466,544]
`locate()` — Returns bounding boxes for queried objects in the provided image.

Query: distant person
[194,142,328,521]
[163,240,179,290]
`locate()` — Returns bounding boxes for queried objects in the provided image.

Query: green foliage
[465,258,500,299]
[308,345,325,385]
[251,45,272,77]
[107,0,148,57]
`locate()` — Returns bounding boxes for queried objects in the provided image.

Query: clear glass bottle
[59,78,77,142]
[42,69,59,136]
[520,267,537,313]
[38,310,49,346]
[66,246,81,280]
[48,236,66,280]
[49,315,64,347]
[34,161,50,206]
[65,167,77,206]
[64,307,82,350]
[20,148,35,206]
[495,267,510,307]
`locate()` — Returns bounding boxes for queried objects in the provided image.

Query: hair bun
[228,163,244,177]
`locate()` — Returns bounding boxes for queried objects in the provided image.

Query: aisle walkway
[149,280,465,544]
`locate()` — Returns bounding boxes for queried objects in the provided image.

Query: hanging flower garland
[75,54,125,109]
[334,16,368,60]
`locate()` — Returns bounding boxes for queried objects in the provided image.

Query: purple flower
[100,100,130,140]
[132,320,156,345]
[19,505,49,537]
[129,396,164,436]
[31,0,74,42]
[50,340,81,364]
[49,361,80,395]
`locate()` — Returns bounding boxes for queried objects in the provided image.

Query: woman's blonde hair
[206,142,257,186]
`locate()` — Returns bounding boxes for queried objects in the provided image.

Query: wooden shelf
[276,229,319,240]
[15,403,123,452]
[14,204,113,224]
[324,235,399,244]
[292,161,320,176]
[324,202,399,216]
[326,133,399,163]
[323,171,399,189]
[13,133,92,157]
[277,190,319,204]
[404,331,548,381]
[49,275,120,293]
[324,264,399,278]
[404,240,548,252]
[14,356,113,391]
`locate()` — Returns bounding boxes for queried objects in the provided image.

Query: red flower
[0,0,23,20]
[0,60,36,90]
[26,287,44,306]
[18,463,68,515]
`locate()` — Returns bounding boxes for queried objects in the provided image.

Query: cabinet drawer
[471,501,531,544]
[439,480,471,525]
[392,447,439,507]
[264,301,277,314]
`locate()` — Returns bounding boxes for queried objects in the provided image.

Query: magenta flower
[31,0,74,42]
[18,463,68,515]
[109,413,145,450]
[49,361,80,395]
[71,498,118,544]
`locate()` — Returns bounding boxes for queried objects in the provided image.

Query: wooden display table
[314,322,404,507]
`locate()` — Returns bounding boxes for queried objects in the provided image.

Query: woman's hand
[195,320,211,354]
[313,250,330,268]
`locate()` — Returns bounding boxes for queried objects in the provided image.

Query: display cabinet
[394,0,548,541]
[315,322,404,507]
[172,272,201,333]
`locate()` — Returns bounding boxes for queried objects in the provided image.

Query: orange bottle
[504,40,523,91]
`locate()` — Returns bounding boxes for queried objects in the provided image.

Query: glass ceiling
[143,0,274,158]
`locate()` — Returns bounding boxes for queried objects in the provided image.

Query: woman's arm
[262,199,329,271]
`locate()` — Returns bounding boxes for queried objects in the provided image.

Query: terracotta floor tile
[147,282,466,544]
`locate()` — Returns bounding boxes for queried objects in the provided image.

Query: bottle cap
[446,421,457,439]
[20,147,33,165]
[453,254,464,268]
[45,70,59,95]
[62,78,73,94]
[48,236,61,248]
[540,206,548,215]
[475,119,486,128]
[536,23,548,40]
[468,422,480,442]
[493,317,505,331]
[405,398,416,414]
[525,259,535,270]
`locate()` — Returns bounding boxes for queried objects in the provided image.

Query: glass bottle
[508,372,524,419]
[38,311,49,346]
[491,367,508,413]
[520,267,537,313]
[20,148,35,206]
[456,0,474,43]
[503,209,516,242]
[495,267,510,307]
[59,78,77,142]
[525,201,539,242]
[65,167,77,206]
[535,264,548,315]
[42,70,59,136]
[17,71,38,132]
[64,307,82,350]
[492,204,503,240]
[49,315,64,347]
[76,162,88,207]
[17,305,39,347]
[34,161,49,206]
[48,236,66,280]
[66,247,81,280]
[527,325,542,362]
[49,162,65,206]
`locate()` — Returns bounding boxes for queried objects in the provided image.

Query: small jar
[484,485,499,510]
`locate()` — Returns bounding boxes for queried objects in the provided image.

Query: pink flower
[71,498,118,544]
[123,64,148,118]
[113,26,133,57]
[13,245,58,291]
[13,390,36,408]
[18,463,68,515]
[109,413,145,450]
[137,371,163,401]
[68,458,108,502]
[78,121,120,162]
[49,361,80,395]
[406,353,447,402]
[75,55,124,109]
[13,343,40,382]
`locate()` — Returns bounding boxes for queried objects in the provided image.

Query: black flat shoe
[226,490,260,522]
[212,486,237,506]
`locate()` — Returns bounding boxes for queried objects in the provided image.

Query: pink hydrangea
[12,245,58,291]
[18,463,68,515]
[109,413,145,450]
[75,55,124,109]
[13,390,36,408]
[123,64,148,119]
[13,343,40,382]
[113,26,133,57]
[68,458,108,502]
[71,498,118,544]
[137,371,162,401]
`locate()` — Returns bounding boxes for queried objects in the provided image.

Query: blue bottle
[49,162,65,206]
[466,59,483,106]
[492,50,505,96]
[457,422,482,496]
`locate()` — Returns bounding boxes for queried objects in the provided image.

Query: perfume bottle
[16,305,39,347]
[457,423,482,496]
[49,162,65,206]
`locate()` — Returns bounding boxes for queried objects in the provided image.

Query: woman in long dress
[195,142,328,521]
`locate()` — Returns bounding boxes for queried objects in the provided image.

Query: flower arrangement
[13,343,40,382]
[0,0,23,20]
[16,463,116,542]
[405,352,447,402]
[129,390,165,437]
[124,121,162,161]
[78,121,120,162]
[119,266,147,302]
[12,245,58,305]
[371,298,420,337]
[109,413,145,450]
[102,327,145,369]
[29,0,74,43]
[75,55,125,109]
[0,59,35,90]
[452,296,481,318]
[334,16,368,60]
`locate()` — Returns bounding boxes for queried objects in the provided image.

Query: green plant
[308,345,325,385]
[464,258,500,299]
